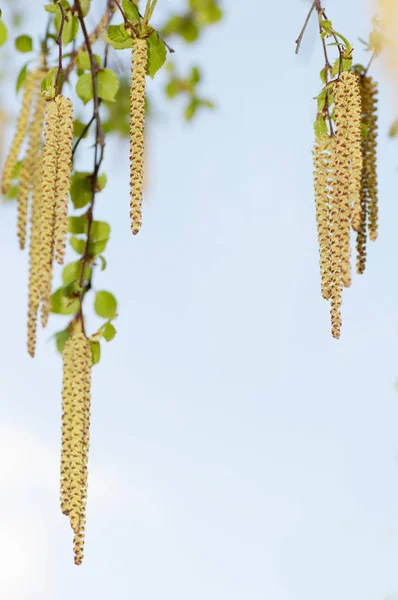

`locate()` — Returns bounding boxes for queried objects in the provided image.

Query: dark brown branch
[295,0,318,54]
[55,0,69,93]
[74,0,108,334]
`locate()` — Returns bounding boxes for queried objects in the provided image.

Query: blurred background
[1,0,398,598]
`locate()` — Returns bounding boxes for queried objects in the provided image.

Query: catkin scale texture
[329,137,343,339]
[39,100,58,327]
[53,95,73,265]
[130,39,147,235]
[61,333,92,565]
[17,72,45,251]
[313,136,333,301]
[1,71,37,195]
[27,154,43,357]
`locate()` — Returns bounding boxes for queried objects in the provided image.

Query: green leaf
[314,116,328,139]
[94,291,117,319]
[89,239,108,256]
[55,329,72,353]
[90,341,101,365]
[76,50,101,71]
[331,58,352,76]
[97,68,120,102]
[97,172,107,191]
[68,215,88,234]
[41,68,58,100]
[71,172,92,208]
[16,63,28,92]
[102,322,117,342]
[55,12,79,46]
[62,260,91,284]
[73,119,89,139]
[70,236,87,254]
[98,255,107,271]
[389,120,398,138]
[76,72,93,104]
[105,24,133,50]
[80,0,91,17]
[122,0,140,22]
[15,35,32,53]
[0,20,7,47]
[91,221,110,241]
[51,288,80,315]
[146,31,167,79]
[180,19,199,42]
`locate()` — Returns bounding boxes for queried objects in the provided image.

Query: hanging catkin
[130,38,147,235]
[17,74,46,250]
[333,72,363,288]
[1,71,37,195]
[39,99,58,327]
[53,95,73,265]
[328,137,343,339]
[27,154,43,357]
[60,336,74,516]
[362,76,378,242]
[313,136,333,301]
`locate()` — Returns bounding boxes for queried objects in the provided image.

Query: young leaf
[76,72,94,104]
[16,63,28,92]
[146,32,167,79]
[90,341,101,365]
[122,0,140,22]
[71,172,92,208]
[104,24,133,50]
[41,68,58,99]
[69,215,88,234]
[97,68,120,102]
[55,329,72,353]
[51,288,80,315]
[94,291,117,319]
[102,322,117,342]
[70,236,87,255]
[0,20,7,47]
[15,35,33,53]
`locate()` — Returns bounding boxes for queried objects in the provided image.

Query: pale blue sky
[2,1,398,599]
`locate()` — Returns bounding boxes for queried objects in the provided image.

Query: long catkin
[39,99,59,327]
[61,336,74,516]
[17,74,46,250]
[1,71,37,195]
[130,38,147,235]
[328,137,343,339]
[27,154,43,357]
[53,95,73,265]
[333,72,363,288]
[313,136,333,301]
[362,76,378,242]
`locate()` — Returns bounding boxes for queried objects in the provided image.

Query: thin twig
[74,0,107,334]
[295,0,317,54]
[55,0,69,93]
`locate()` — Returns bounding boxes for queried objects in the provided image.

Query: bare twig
[55,0,69,93]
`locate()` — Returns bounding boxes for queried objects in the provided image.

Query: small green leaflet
[51,288,80,315]
[122,0,140,23]
[15,35,32,53]
[101,322,117,342]
[97,69,120,102]
[76,72,93,104]
[16,63,28,92]
[90,341,101,365]
[314,117,328,139]
[104,24,133,50]
[94,291,117,319]
[0,20,8,47]
[146,32,167,78]
[41,67,58,99]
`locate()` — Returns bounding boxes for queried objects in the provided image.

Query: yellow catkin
[73,338,92,566]
[61,336,74,516]
[333,72,362,288]
[54,95,73,265]
[313,136,333,301]
[1,71,37,195]
[130,38,147,235]
[356,184,367,275]
[68,333,91,536]
[17,73,46,250]
[329,137,343,339]
[27,154,43,357]
[39,99,59,327]
[361,76,378,242]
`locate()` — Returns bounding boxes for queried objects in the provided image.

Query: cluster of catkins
[0,68,92,564]
[1,28,150,563]
[313,71,378,338]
